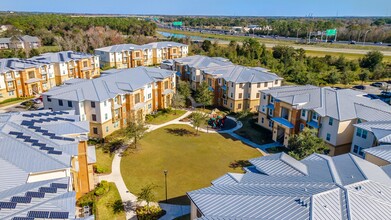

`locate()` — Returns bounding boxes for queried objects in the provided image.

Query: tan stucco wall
[365,153,390,166]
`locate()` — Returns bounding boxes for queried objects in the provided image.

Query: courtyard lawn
[120,124,261,205]
[95,147,114,174]
[146,109,187,125]
[234,115,274,145]
[95,182,126,220]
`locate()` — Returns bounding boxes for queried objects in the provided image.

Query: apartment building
[95,41,188,69]
[30,51,100,85]
[42,67,176,138]
[258,85,391,155]
[0,35,41,50]
[188,152,391,220]
[0,58,56,100]
[0,51,99,101]
[0,110,96,219]
[166,55,282,112]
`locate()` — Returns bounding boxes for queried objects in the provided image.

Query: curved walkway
[98,110,268,219]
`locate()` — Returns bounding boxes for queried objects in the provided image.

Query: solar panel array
[39,187,57,193]
[12,217,34,220]
[51,183,68,189]
[25,211,69,219]
[8,131,63,155]
[49,211,69,219]
[28,211,50,218]
[22,111,69,118]
[11,196,32,204]
[0,201,17,209]
[25,191,45,198]
[20,119,76,142]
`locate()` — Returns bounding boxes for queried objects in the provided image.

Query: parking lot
[0,98,44,114]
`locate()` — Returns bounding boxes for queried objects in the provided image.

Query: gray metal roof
[188,153,391,219]
[364,145,391,163]
[263,85,391,121]
[0,110,91,219]
[30,51,94,64]
[0,177,76,219]
[355,121,391,144]
[95,41,187,53]
[174,55,281,83]
[44,67,175,102]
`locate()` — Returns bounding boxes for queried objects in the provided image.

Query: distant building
[188,152,391,219]
[0,51,99,101]
[258,85,391,155]
[165,55,282,112]
[0,110,95,219]
[42,67,176,138]
[0,35,41,50]
[95,41,188,69]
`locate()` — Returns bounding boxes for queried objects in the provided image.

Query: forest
[0,13,157,56]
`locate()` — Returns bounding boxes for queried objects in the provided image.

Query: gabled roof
[44,67,175,102]
[188,153,391,219]
[364,145,391,163]
[355,121,391,144]
[263,85,391,121]
[95,41,187,53]
[30,51,94,64]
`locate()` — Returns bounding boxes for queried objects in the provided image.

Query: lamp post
[164,170,168,203]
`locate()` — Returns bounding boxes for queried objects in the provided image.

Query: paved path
[98,110,270,219]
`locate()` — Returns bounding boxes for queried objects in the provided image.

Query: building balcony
[271,117,294,129]
[307,120,320,129]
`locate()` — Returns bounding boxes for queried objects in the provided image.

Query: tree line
[0,14,157,57]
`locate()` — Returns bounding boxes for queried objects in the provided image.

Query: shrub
[94,180,110,196]
[136,206,165,220]
[77,191,95,207]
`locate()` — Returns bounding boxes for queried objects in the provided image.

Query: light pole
[164,170,168,203]
[363,30,371,45]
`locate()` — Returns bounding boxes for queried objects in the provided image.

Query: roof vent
[355,186,362,191]
[304,188,308,192]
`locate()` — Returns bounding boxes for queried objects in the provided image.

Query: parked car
[365,94,380,99]
[371,82,387,87]
[374,42,383,45]
[353,85,366,90]
[350,41,356,44]
[33,99,42,104]
[381,91,391,97]
[327,40,334,43]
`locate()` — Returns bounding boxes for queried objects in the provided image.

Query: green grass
[234,115,274,145]
[0,97,33,107]
[120,124,261,205]
[305,50,391,62]
[95,182,126,220]
[95,147,114,174]
[146,110,187,125]
[38,45,61,53]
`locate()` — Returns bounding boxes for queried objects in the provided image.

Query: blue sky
[1,0,390,16]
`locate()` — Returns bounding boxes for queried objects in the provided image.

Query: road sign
[172,21,183,27]
[326,29,337,36]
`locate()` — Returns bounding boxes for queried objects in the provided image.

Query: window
[248,83,251,88]
[223,100,227,105]
[264,82,268,87]
[261,117,264,123]
[238,103,242,109]
[106,126,109,132]
[208,78,212,86]
[135,94,141,104]
[256,93,260,98]
[230,103,233,108]
[263,94,266,100]
[58,100,63,106]
[93,127,98,134]
[148,103,152,109]
[275,80,278,85]
[47,97,51,102]
[67,101,72,107]
[91,102,96,108]
[329,118,333,126]
[239,93,242,99]
[326,133,331,141]
[28,71,35,79]
[92,114,97,121]
[239,83,243,88]
[230,93,233,98]
[269,121,274,128]
[83,61,88,67]
[357,119,362,124]
[362,130,368,139]
[248,93,251,98]
[8,91,14,96]
[257,83,260,88]
[104,101,107,107]
[300,123,305,131]
[356,128,362,137]
[268,108,273,116]
[231,82,234,87]
[301,110,306,117]
[312,112,318,121]
[270,97,274,103]
[148,93,152,99]
[353,145,364,157]
[105,113,108,120]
